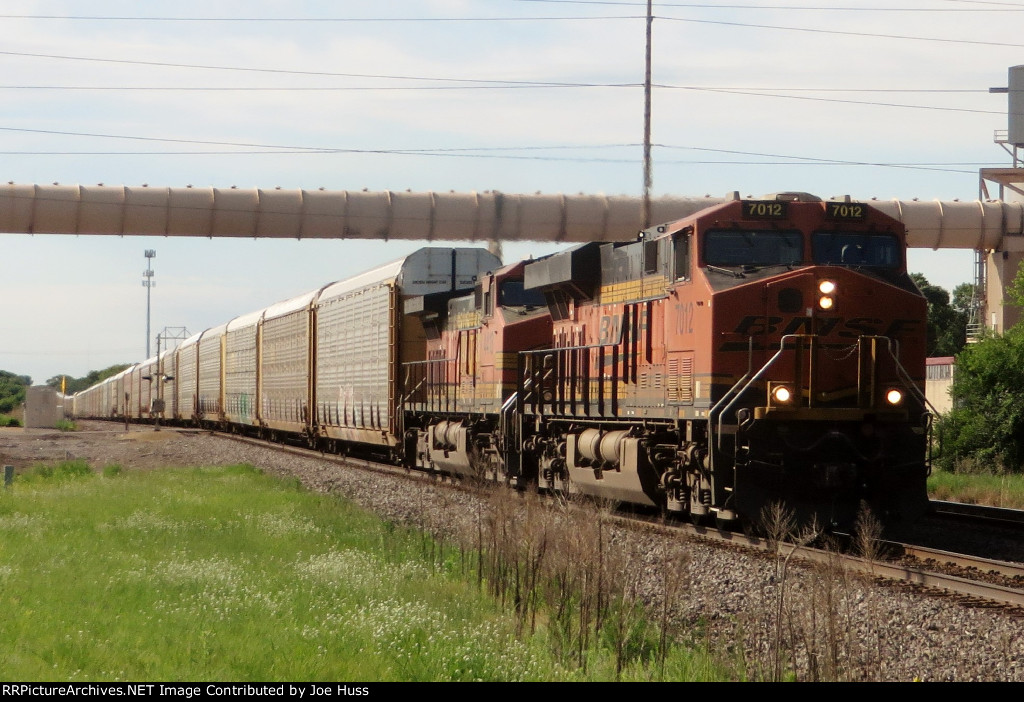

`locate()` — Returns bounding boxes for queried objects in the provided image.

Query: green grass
[0,462,727,682]
[928,467,1024,509]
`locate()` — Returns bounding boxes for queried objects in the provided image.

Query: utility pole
[642,0,654,230]
[143,249,156,358]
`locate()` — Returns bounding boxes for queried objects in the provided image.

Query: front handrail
[713,334,808,450]
[712,334,930,451]
[707,336,754,454]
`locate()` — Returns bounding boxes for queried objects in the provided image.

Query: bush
[0,415,21,427]
[27,460,93,481]
[0,371,29,414]
[936,326,1024,473]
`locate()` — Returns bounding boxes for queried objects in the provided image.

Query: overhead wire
[0,5,1007,179]
[0,83,991,94]
[0,49,624,84]
[0,14,644,23]
[0,83,999,117]
[658,16,1024,47]
[6,2,1024,16]
[0,125,988,174]
[516,0,1024,9]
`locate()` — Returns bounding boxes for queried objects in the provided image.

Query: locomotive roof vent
[762,192,822,202]
[523,241,601,301]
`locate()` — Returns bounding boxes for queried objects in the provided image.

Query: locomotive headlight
[817,280,836,310]
[885,388,903,406]
[772,385,793,404]
[817,280,837,310]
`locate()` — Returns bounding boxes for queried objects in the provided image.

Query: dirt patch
[0,423,209,473]
[116,430,181,443]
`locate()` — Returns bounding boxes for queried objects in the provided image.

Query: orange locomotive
[403,259,553,480]
[416,193,932,531]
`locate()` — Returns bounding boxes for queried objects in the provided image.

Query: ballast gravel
[1,424,1021,682]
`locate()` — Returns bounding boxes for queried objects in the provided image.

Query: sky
[0,0,1021,384]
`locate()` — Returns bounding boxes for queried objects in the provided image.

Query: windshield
[703,229,803,267]
[499,280,546,308]
[812,232,901,268]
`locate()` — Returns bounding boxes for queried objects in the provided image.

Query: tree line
[937,267,1024,473]
[44,364,131,395]
[0,371,31,415]
[0,365,130,418]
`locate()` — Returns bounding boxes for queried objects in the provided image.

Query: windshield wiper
[744,261,802,273]
[706,265,745,279]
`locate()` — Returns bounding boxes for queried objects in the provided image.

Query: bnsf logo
[732,315,920,338]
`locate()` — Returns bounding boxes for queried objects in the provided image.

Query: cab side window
[673,230,690,281]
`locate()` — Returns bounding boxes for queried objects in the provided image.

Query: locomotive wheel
[687,472,708,525]
[740,518,763,539]
[715,515,735,531]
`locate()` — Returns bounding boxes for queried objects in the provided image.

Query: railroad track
[207,428,1024,613]
[820,543,1024,610]
[644,517,1024,612]
[930,500,1024,529]
[895,543,1024,580]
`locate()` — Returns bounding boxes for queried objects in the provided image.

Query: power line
[0,147,988,176]
[668,87,989,93]
[0,14,643,22]
[0,26,1015,94]
[0,83,641,91]
[0,152,987,172]
[0,125,984,165]
[0,48,634,85]
[0,125,331,152]
[1,85,997,116]
[660,16,1024,47]
[518,0,1024,9]
[0,84,988,93]
[0,123,995,173]
[666,86,1002,115]
[657,144,981,173]
[0,77,998,115]
[0,82,993,100]
[0,152,992,167]
[6,3,1024,16]
[0,127,673,155]
[943,0,1024,7]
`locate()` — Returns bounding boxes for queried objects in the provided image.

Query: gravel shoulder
[2,423,1022,682]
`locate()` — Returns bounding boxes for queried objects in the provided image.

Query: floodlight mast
[143,249,155,358]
